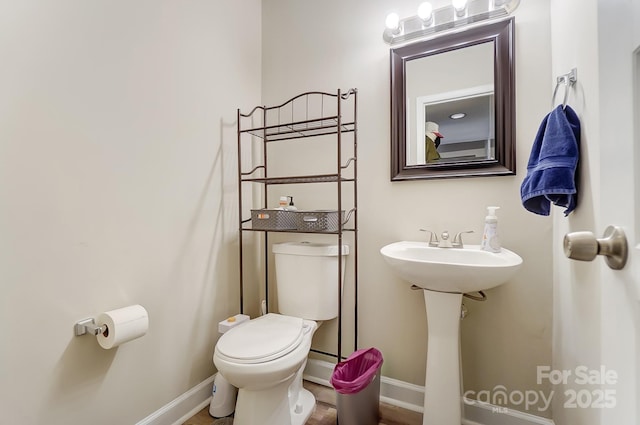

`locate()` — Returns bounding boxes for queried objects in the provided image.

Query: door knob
[563,225,628,270]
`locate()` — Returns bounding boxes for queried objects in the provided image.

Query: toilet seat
[216,314,306,364]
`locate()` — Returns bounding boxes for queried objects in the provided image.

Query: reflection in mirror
[390,18,515,180]
[407,42,494,165]
[420,89,494,163]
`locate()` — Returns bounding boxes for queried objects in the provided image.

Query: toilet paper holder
[74,318,107,337]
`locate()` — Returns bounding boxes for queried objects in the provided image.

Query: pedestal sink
[380,241,523,425]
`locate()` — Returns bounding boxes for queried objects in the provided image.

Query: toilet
[213,241,348,425]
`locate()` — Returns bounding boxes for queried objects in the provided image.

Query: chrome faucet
[420,229,474,248]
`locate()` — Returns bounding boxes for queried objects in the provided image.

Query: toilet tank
[272,242,349,321]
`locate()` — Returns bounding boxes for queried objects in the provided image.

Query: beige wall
[262,0,554,417]
[0,1,261,424]
[549,0,602,424]
[0,0,563,421]
[549,0,601,422]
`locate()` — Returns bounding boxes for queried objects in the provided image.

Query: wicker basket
[296,210,345,232]
[251,209,298,230]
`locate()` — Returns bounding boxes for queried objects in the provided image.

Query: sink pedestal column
[422,290,463,425]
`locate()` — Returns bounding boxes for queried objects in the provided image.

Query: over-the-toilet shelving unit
[236,89,358,360]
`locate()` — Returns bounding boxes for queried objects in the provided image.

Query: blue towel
[520,105,580,216]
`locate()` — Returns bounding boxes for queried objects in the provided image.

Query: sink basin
[380,241,523,293]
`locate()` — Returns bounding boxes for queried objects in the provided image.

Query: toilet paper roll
[96,304,149,349]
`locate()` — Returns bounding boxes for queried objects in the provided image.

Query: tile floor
[182,380,422,425]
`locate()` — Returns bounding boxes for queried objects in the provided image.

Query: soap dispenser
[481,206,501,253]
[286,196,298,211]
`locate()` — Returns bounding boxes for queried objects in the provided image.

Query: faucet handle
[419,229,439,247]
[453,230,474,248]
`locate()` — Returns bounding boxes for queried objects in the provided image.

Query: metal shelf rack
[236,88,358,360]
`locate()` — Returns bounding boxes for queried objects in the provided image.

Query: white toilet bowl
[213,242,348,424]
[213,313,318,425]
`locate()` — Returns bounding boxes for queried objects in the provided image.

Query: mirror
[390,18,515,180]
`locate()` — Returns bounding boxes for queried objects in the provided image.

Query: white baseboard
[463,397,555,425]
[136,361,555,425]
[135,375,214,425]
[304,359,554,425]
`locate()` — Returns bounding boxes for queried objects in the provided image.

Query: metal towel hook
[552,68,577,109]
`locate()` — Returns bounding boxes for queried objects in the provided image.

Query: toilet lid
[216,314,304,364]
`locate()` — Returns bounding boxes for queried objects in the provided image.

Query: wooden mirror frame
[390,18,515,180]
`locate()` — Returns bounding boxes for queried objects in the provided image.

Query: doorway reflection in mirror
[414,87,495,165]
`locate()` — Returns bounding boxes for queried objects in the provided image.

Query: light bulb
[452,0,468,13]
[385,12,400,31]
[417,2,433,22]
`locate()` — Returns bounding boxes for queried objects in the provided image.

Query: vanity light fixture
[450,113,467,120]
[382,0,520,45]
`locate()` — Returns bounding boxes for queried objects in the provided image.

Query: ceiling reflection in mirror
[406,42,495,166]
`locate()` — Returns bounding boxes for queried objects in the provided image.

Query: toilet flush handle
[563,225,628,270]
